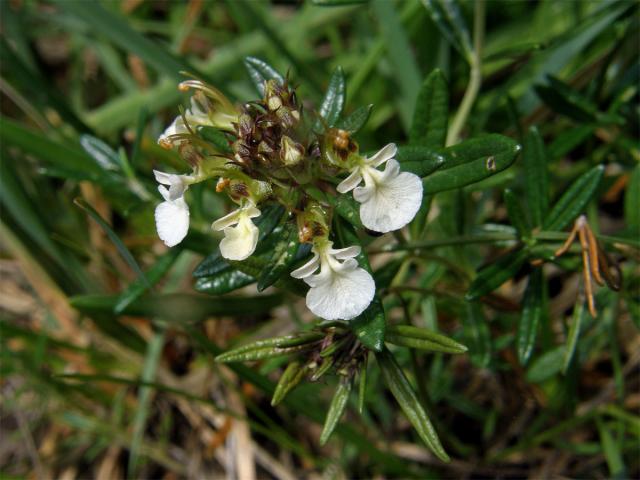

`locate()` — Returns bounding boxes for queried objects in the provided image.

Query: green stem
[446,0,485,146]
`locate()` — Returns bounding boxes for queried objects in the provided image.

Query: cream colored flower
[211,204,261,261]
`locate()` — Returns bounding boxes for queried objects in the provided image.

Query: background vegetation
[1,0,638,478]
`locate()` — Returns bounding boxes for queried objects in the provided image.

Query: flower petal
[305,267,375,320]
[211,209,242,231]
[357,160,423,233]
[366,143,397,168]
[329,245,361,260]
[337,169,363,193]
[218,215,259,261]
[290,253,320,279]
[155,198,190,247]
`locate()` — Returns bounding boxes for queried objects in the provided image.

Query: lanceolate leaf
[517,268,545,365]
[194,269,255,295]
[385,325,467,354]
[320,378,353,445]
[563,300,585,374]
[423,0,473,61]
[257,222,301,291]
[522,127,549,227]
[336,104,373,133]
[504,188,530,238]
[396,146,445,177]
[376,348,450,462]
[543,165,604,232]
[466,248,529,300]
[410,69,449,148]
[462,302,492,368]
[423,134,521,194]
[272,361,308,406]
[79,135,122,172]
[316,66,346,129]
[244,56,285,94]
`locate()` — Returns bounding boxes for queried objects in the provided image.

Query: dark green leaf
[358,353,368,414]
[522,127,549,227]
[336,104,373,133]
[272,361,308,406]
[396,146,445,177]
[504,189,530,238]
[462,302,492,368]
[316,66,346,130]
[311,0,368,4]
[244,56,284,95]
[197,126,233,154]
[215,344,315,363]
[194,269,255,295]
[219,333,324,357]
[423,0,473,61]
[115,249,181,314]
[424,134,521,194]
[517,268,545,365]
[625,165,640,235]
[466,248,529,300]
[596,417,627,478]
[330,194,363,229]
[376,348,449,462]
[385,325,467,354]
[543,165,604,232]
[320,378,352,445]
[232,256,307,296]
[257,222,301,291]
[410,69,449,148]
[79,135,122,172]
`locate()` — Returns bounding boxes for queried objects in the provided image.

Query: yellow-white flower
[211,204,261,261]
[154,170,195,247]
[337,143,423,233]
[291,241,375,321]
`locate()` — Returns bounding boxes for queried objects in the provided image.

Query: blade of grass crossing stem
[371,0,422,131]
[128,329,165,477]
[522,127,549,227]
[543,165,604,232]
[115,249,181,314]
[563,300,586,374]
[320,378,352,445]
[410,69,449,148]
[74,199,149,287]
[518,268,544,365]
[376,348,449,462]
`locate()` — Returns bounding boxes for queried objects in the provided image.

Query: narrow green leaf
[504,189,530,238]
[526,346,565,383]
[517,268,545,365]
[217,333,324,357]
[562,300,585,374]
[466,248,529,300]
[336,104,373,133]
[194,269,255,295]
[331,194,364,229]
[376,348,449,462]
[232,256,307,296]
[311,0,368,4]
[257,222,301,292]
[244,56,284,94]
[358,353,368,414]
[216,344,315,363]
[462,302,492,368]
[522,127,549,227]
[543,165,604,232]
[410,69,449,148]
[79,135,122,172]
[596,417,627,478]
[423,0,473,61]
[320,378,353,445]
[423,134,521,194]
[396,146,445,177]
[74,198,148,286]
[316,66,346,130]
[197,126,233,154]
[115,249,181,314]
[386,325,467,354]
[272,361,308,406]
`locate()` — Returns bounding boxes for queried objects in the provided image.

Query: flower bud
[280,136,304,166]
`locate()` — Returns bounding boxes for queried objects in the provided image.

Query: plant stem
[446,0,485,146]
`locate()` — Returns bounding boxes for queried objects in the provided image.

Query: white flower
[337,143,423,233]
[291,241,375,321]
[211,204,261,261]
[158,98,210,148]
[154,170,194,247]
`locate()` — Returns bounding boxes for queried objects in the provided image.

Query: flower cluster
[154,76,423,321]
